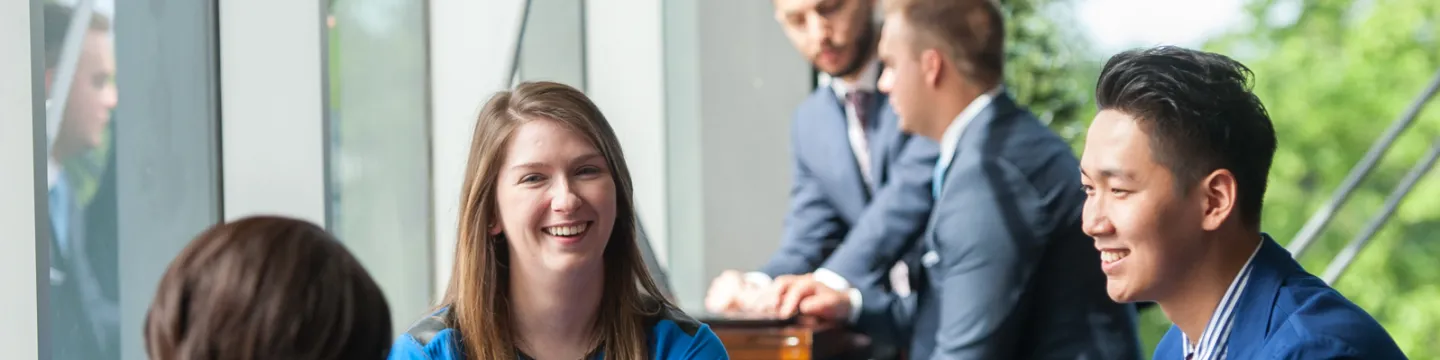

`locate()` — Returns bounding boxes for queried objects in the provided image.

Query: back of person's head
[1095,46,1278,227]
[144,216,392,360]
[43,2,111,70]
[883,0,1005,86]
[445,81,669,359]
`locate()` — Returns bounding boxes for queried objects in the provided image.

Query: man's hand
[704,270,761,313]
[751,274,853,330]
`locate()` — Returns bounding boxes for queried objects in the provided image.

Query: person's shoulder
[1264,276,1406,359]
[1151,324,1185,359]
[646,306,730,360]
[389,309,465,360]
[792,87,841,126]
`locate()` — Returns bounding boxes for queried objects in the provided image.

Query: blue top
[388,306,729,360]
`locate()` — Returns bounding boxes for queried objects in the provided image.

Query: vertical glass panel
[514,0,587,88]
[42,0,223,358]
[326,0,434,332]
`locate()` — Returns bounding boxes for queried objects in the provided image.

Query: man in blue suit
[1079,46,1407,359]
[705,0,938,332]
[769,1,1141,358]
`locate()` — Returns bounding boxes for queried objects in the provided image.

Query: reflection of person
[706,0,938,334]
[44,3,119,359]
[768,0,1141,359]
[143,216,392,359]
[1080,46,1406,360]
[389,82,728,360]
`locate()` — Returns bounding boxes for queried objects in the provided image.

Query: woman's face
[492,119,617,274]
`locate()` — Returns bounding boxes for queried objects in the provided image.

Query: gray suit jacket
[760,87,938,287]
[857,93,1140,360]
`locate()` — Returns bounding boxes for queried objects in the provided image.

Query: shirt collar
[1182,237,1265,360]
[47,158,61,190]
[823,58,882,99]
[937,85,1006,169]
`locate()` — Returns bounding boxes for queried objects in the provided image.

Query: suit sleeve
[927,158,1047,360]
[820,132,937,291]
[759,114,848,277]
[825,134,937,349]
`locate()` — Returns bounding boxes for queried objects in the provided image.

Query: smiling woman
[387,81,729,360]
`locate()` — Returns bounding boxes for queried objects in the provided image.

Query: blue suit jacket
[760,87,938,296]
[1154,236,1407,359]
[858,93,1140,360]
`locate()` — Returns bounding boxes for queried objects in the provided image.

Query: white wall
[218,0,328,225]
[0,0,44,357]
[429,0,527,298]
[587,0,670,267]
[690,0,811,298]
[590,0,810,307]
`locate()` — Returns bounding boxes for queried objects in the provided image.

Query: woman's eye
[520,174,544,183]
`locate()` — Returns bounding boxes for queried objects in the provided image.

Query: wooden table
[709,322,875,360]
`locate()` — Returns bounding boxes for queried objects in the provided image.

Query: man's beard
[824,19,878,79]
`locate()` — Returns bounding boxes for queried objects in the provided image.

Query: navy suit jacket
[1154,235,1406,359]
[760,87,938,294]
[857,93,1140,360]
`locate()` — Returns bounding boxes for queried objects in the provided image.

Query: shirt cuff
[846,288,863,325]
[743,271,773,288]
[814,269,861,324]
[812,268,852,291]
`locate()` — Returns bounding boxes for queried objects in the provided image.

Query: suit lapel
[866,93,893,193]
[1224,235,1292,359]
[816,92,872,203]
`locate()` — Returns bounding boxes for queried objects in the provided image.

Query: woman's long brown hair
[443,81,674,359]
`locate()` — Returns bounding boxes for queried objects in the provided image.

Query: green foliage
[1001,0,1099,145]
[1119,0,1440,357]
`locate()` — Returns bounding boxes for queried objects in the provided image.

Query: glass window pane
[326,0,433,333]
[41,0,222,358]
[514,0,586,88]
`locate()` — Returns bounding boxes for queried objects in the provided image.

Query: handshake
[702,270,855,330]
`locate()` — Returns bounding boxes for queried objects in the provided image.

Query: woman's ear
[488,219,502,236]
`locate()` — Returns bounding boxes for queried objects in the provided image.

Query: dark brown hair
[444,81,672,359]
[144,216,392,360]
[885,0,1005,86]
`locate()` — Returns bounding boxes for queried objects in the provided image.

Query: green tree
[1125,0,1440,357]
[1001,0,1099,145]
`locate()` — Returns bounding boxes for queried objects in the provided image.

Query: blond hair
[885,0,1006,86]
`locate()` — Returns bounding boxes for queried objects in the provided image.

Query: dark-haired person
[388,81,727,359]
[766,0,1140,359]
[1079,46,1407,359]
[144,216,393,360]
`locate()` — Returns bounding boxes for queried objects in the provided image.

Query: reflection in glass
[44,2,119,358]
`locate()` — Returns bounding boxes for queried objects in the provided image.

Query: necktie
[50,172,70,256]
[846,90,875,188]
[845,91,873,139]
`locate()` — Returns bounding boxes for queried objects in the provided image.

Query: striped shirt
[1182,241,1264,360]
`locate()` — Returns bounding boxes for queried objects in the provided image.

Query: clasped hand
[704,272,852,330]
